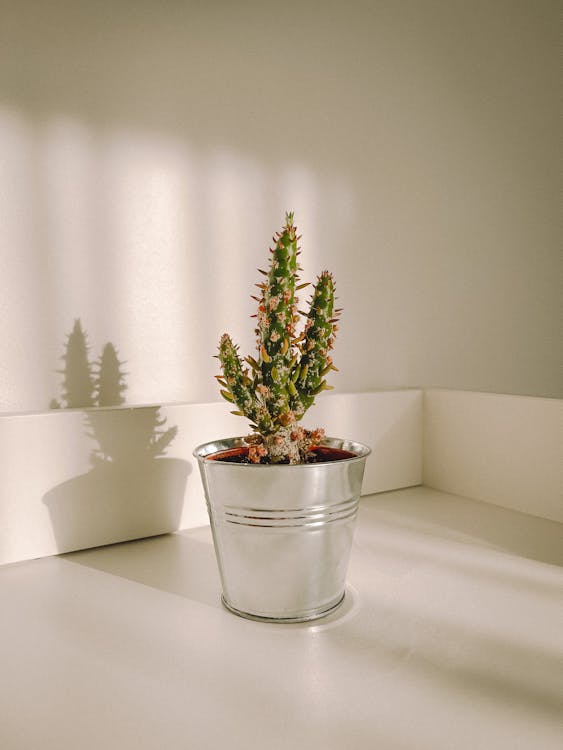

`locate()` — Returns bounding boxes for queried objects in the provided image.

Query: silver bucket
[193,437,370,623]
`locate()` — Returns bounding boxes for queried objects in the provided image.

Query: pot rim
[192,436,371,467]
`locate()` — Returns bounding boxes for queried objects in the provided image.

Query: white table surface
[1,486,562,750]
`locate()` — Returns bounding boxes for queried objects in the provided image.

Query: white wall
[1,0,561,413]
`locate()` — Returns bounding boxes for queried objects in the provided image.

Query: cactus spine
[217,212,340,463]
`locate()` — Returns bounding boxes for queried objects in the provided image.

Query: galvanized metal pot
[193,437,370,623]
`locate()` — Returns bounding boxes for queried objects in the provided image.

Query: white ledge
[0,390,423,564]
[0,388,560,564]
[423,389,562,522]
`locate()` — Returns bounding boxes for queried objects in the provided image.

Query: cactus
[217,212,340,463]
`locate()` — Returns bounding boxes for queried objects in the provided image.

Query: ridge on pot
[194,212,370,622]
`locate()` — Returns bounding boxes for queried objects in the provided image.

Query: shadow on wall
[43,319,190,554]
[48,318,122,410]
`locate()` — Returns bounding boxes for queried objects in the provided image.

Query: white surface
[1,1,561,413]
[424,390,563,522]
[1,487,562,750]
[0,390,422,564]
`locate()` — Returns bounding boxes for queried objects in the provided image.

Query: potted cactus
[194,212,370,622]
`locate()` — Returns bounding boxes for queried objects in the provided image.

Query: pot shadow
[44,319,190,554]
[64,527,363,623]
[65,529,221,610]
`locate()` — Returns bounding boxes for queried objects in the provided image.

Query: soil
[208,445,357,464]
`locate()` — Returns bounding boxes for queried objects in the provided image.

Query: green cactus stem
[290,270,338,417]
[216,212,341,464]
[217,333,275,435]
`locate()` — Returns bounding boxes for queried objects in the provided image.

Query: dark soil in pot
[208,445,357,464]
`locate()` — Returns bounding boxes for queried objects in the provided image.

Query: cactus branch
[216,214,340,463]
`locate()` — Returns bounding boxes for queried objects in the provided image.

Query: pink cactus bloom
[248,443,268,463]
[290,427,305,442]
[310,428,325,443]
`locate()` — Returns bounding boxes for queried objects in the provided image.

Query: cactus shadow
[49,318,127,410]
[43,320,189,554]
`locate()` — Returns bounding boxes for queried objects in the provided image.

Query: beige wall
[0,0,560,413]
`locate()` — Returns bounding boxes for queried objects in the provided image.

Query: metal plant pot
[193,436,370,623]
